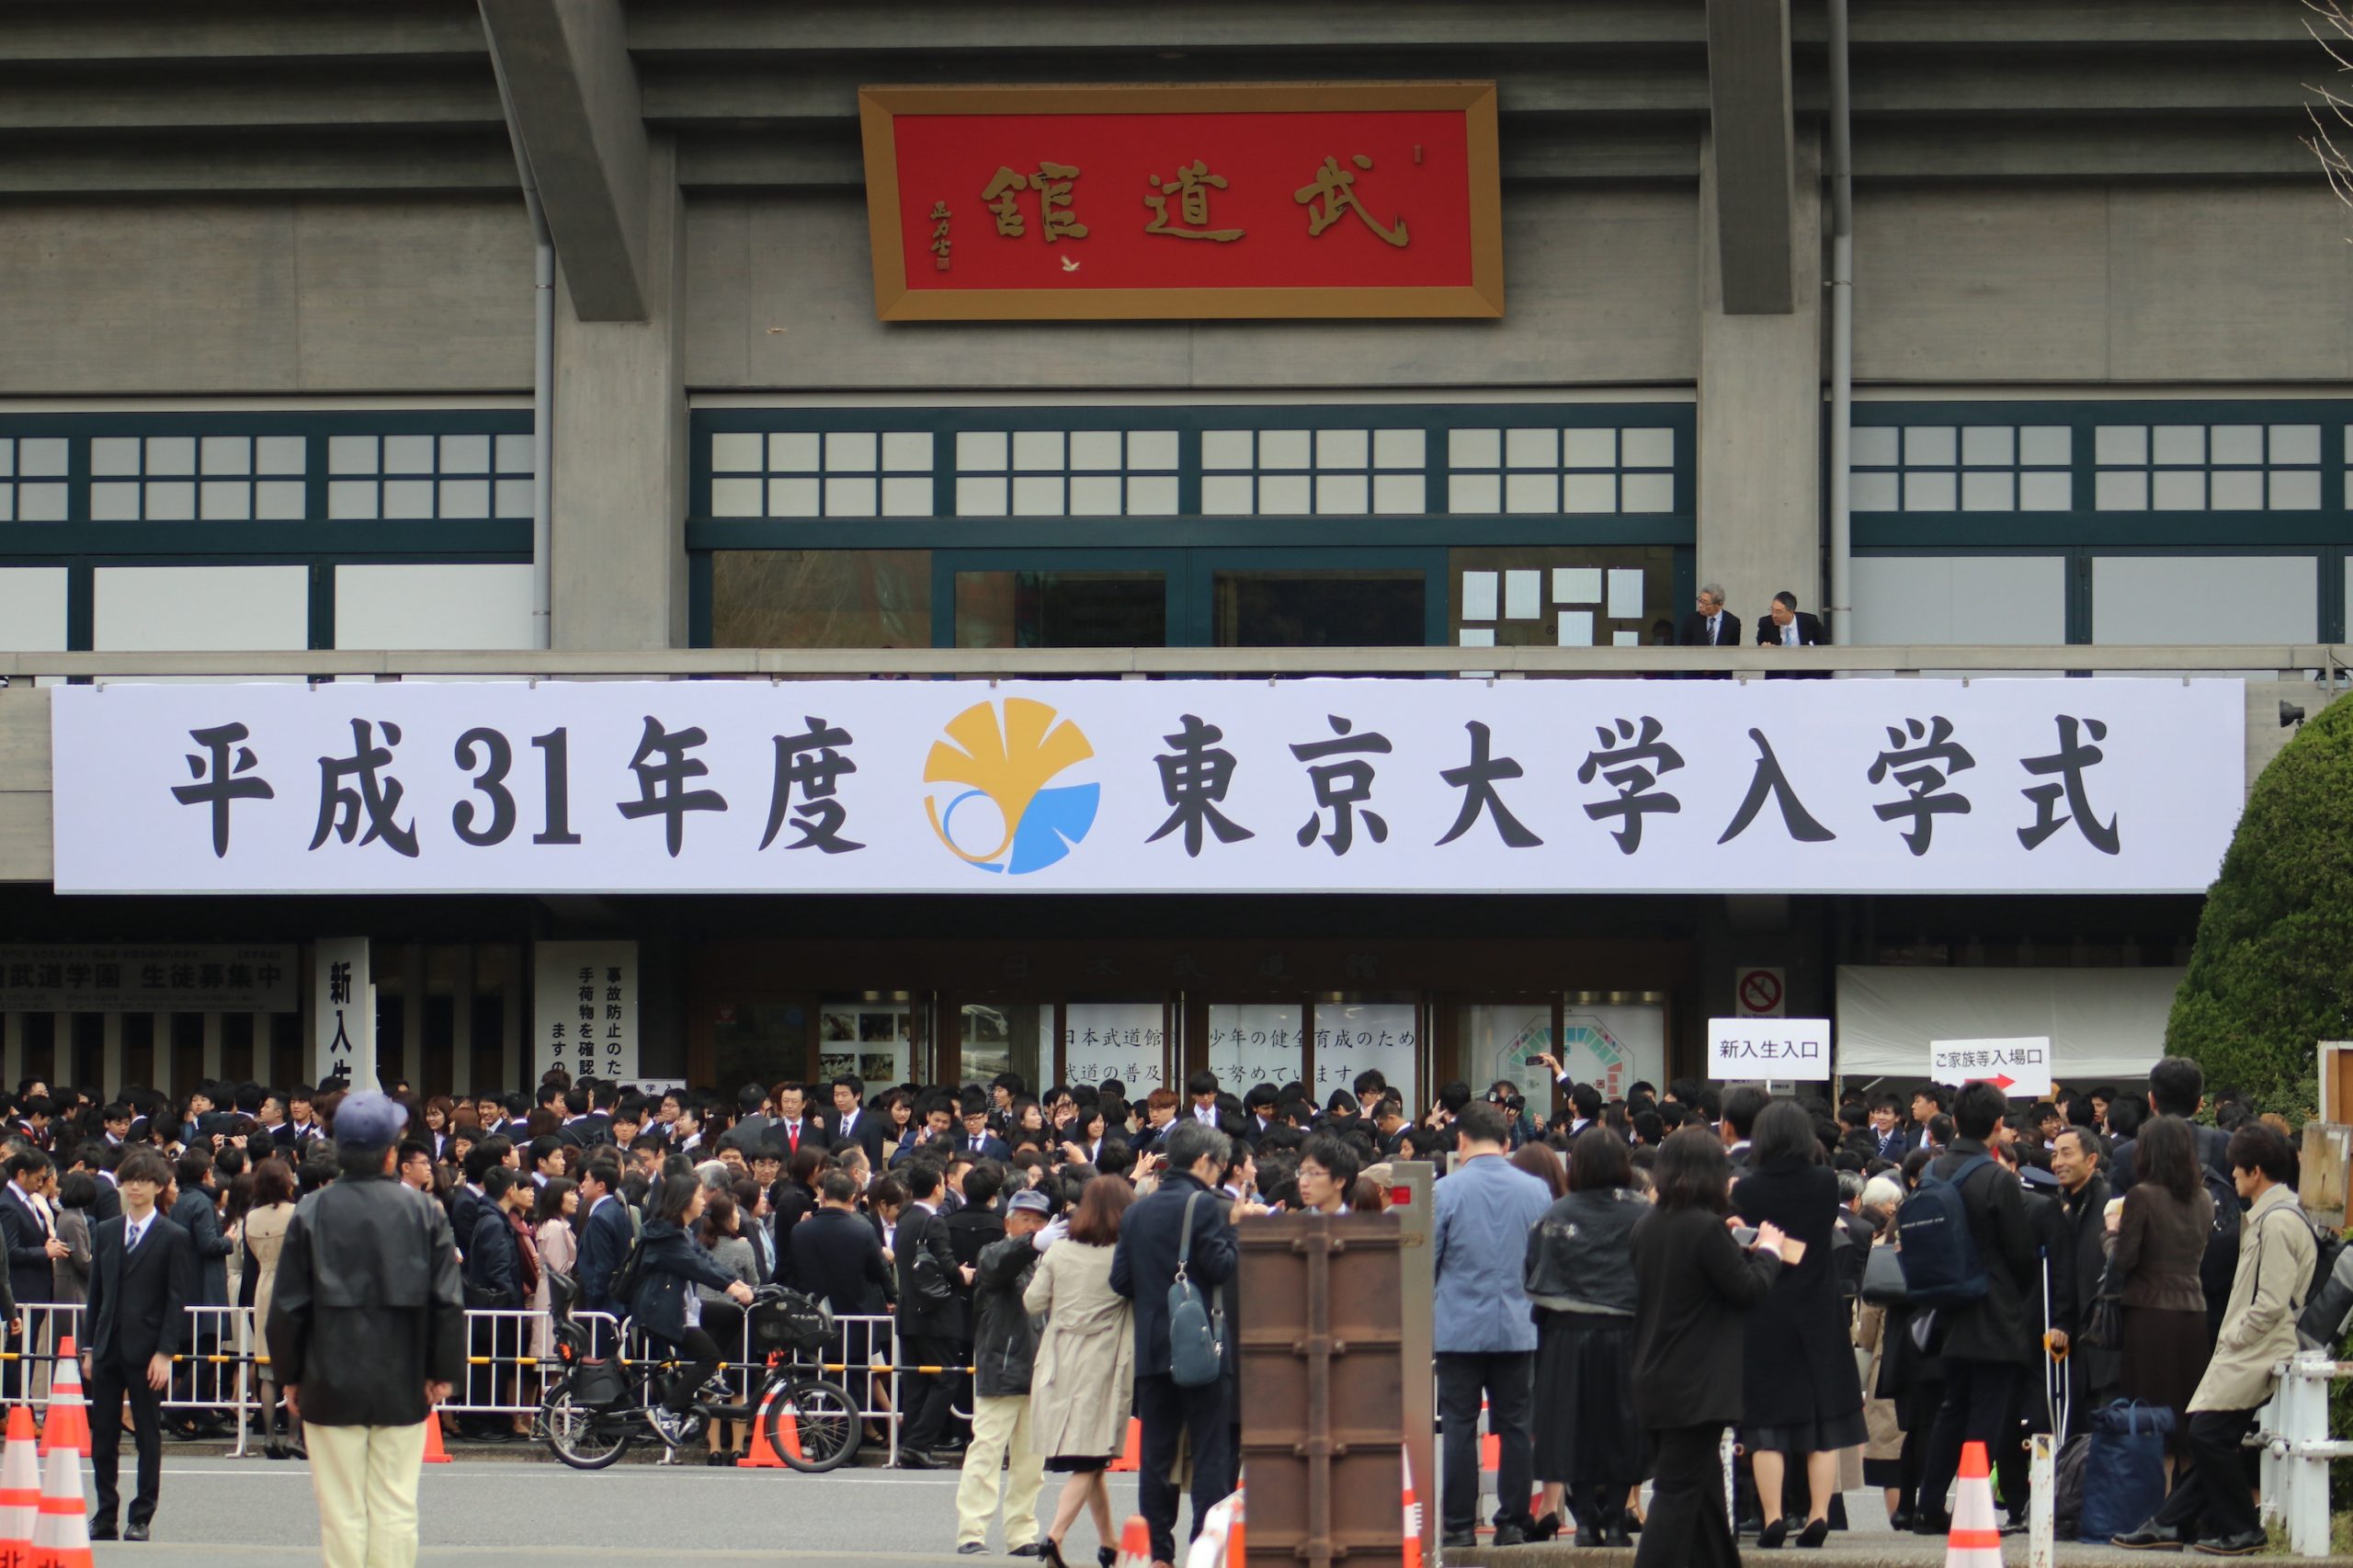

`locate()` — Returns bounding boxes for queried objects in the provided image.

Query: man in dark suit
[1111,1121,1244,1566]
[574,1156,635,1324]
[770,1082,824,1161]
[83,1148,195,1542]
[169,1150,236,1436]
[790,1168,895,1416]
[1677,582,1744,667]
[819,1076,890,1167]
[2050,1127,2117,1437]
[0,1149,60,1401]
[1755,589,1830,678]
[955,1104,1010,1164]
[892,1163,971,1467]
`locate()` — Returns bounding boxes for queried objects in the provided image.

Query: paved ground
[53,1458,2352,1566]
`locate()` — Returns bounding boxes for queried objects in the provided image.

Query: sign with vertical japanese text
[51,678,2242,895]
[858,84,1504,320]
[535,941,638,1087]
[311,937,374,1089]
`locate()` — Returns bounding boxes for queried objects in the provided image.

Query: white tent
[1835,965,2185,1087]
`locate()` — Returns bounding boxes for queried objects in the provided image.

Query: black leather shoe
[1603,1520,1633,1549]
[1913,1511,1951,1537]
[1796,1517,1830,1549]
[1525,1511,1563,1542]
[88,1518,118,1541]
[1491,1522,1526,1546]
[2112,1522,2188,1551]
[125,1521,151,1542]
[2191,1531,2268,1556]
[892,1448,940,1470]
[1756,1517,1790,1549]
[1439,1529,1476,1549]
[1889,1507,1915,1533]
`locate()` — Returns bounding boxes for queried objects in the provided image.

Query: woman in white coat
[1023,1176,1137,1568]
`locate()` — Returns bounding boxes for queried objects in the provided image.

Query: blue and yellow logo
[923,699,1098,875]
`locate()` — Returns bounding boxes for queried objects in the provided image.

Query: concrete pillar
[549,135,688,650]
[1695,129,1824,628]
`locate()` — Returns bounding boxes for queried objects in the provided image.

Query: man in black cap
[267,1090,464,1568]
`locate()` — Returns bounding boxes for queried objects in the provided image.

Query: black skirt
[1531,1311,1643,1487]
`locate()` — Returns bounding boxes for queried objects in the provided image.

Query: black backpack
[2195,1164,2243,1328]
[1895,1153,1994,1308]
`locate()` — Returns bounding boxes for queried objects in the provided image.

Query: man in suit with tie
[1755,588,1830,677]
[956,1101,1010,1163]
[0,1149,62,1402]
[574,1155,636,1320]
[820,1076,890,1167]
[1677,582,1744,671]
[83,1148,195,1542]
[771,1082,824,1160]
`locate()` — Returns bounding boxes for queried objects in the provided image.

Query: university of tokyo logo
[923,698,1098,874]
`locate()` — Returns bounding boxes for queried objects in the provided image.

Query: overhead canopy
[1835,965,2184,1088]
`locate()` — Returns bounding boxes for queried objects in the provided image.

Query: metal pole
[1825,0,1855,644]
[2027,1433,2054,1568]
[481,7,556,652]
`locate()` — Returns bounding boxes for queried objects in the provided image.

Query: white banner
[1931,1036,2053,1099]
[312,937,374,1090]
[50,678,2243,895]
[1062,1003,1167,1093]
[1707,1017,1832,1082]
[0,945,296,1013]
[535,941,639,1087]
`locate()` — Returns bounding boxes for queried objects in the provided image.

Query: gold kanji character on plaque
[1294,153,1409,247]
[1143,160,1245,242]
[928,199,952,270]
[981,163,1090,243]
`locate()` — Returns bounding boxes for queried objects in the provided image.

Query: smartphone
[1729,1224,1759,1248]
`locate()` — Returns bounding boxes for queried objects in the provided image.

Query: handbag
[1165,1191,1224,1389]
[2078,1401,2171,1542]
[1860,1242,1909,1307]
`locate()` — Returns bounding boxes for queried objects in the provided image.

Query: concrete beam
[1703,0,1795,313]
[477,0,650,322]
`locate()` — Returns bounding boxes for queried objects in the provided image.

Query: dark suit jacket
[893,1204,966,1340]
[1678,609,1744,647]
[575,1193,636,1317]
[956,1135,1011,1164]
[788,1207,893,1316]
[1755,610,1827,647]
[465,1208,523,1308]
[1109,1172,1238,1378]
[0,1187,54,1308]
[91,1176,122,1225]
[173,1185,233,1308]
[770,1119,825,1159]
[85,1212,194,1372]
[1629,1203,1779,1429]
[820,1109,890,1167]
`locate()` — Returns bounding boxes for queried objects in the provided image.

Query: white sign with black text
[50,677,2244,896]
[311,937,375,1090]
[1930,1036,2052,1099]
[1707,1017,1832,1082]
[534,941,639,1086]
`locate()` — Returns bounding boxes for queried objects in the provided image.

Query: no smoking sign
[1734,967,1786,1018]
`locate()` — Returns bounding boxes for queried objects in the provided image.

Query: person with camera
[956,1187,1054,1557]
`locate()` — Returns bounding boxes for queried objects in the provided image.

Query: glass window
[960,1001,1042,1096]
[1211,569,1423,647]
[1207,1003,1303,1093]
[710,549,930,648]
[817,996,917,1090]
[955,570,1165,648]
[1449,546,1678,650]
[1313,995,1419,1109]
[1062,1002,1168,1096]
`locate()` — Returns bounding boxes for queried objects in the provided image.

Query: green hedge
[2165,693,2353,1120]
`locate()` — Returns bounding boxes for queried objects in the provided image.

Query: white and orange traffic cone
[1113,1514,1152,1568]
[736,1389,795,1470]
[1944,1439,2004,1568]
[40,1345,86,1460]
[0,1404,38,1557]
[1401,1447,1424,1568]
[28,1440,92,1568]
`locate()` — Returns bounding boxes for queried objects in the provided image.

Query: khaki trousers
[306,1420,427,1568]
[953,1392,1045,1550]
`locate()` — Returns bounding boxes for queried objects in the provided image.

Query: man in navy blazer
[83,1148,195,1541]
[955,1105,1011,1164]
[573,1155,635,1321]
[1111,1121,1245,1566]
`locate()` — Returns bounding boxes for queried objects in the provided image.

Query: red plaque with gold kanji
[858,84,1503,321]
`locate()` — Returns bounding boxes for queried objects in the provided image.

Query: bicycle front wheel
[767,1377,860,1474]
[542,1391,632,1471]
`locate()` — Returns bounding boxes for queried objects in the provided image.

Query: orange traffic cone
[0,1404,38,1554]
[1113,1514,1152,1568]
[1225,1484,1245,1566]
[736,1389,794,1470]
[1108,1415,1142,1473]
[1400,1447,1423,1568]
[1944,1439,2003,1568]
[40,1344,87,1460]
[28,1442,91,1568]
[420,1410,450,1465]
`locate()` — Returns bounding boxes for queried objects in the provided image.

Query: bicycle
[537,1272,861,1473]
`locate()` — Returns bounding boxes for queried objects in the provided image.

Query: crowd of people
[0,1050,2322,1567]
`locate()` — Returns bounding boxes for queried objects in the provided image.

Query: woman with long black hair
[628,1173,756,1442]
[1629,1127,1789,1568]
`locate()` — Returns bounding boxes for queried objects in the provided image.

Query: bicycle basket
[568,1358,629,1410]
[748,1290,834,1354]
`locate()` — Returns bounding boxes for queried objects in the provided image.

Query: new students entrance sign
[51,678,2242,896]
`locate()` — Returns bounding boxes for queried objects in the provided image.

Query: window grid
[710,429,936,520]
[1445,426,1675,516]
[0,437,69,524]
[89,434,307,523]
[1455,562,1654,648]
[2092,423,2320,513]
[1199,426,1426,517]
[956,428,1179,518]
[325,432,534,522]
[1849,424,2073,514]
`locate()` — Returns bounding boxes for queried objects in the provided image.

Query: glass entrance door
[938,549,1182,649]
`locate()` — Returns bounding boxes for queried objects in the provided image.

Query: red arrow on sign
[1974,1074,2017,1093]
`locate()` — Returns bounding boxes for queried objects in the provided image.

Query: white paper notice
[1557,610,1594,646]
[1504,570,1540,619]
[1612,630,1641,646]
[1063,1003,1167,1093]
[1208,1003,1304,1091]
[1459,627,1495,647]
[1461,572,1498,621]
[1553,567,1602,604]
[1607,568,1644,619]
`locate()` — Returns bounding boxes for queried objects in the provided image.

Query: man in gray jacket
[267,1092,465,1568]
[955,1187,1050,1557]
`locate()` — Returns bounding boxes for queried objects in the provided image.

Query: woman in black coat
[1731,1101,1869,1548]
[1630,1128,1789,1568]
[631,1176,756,1426]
